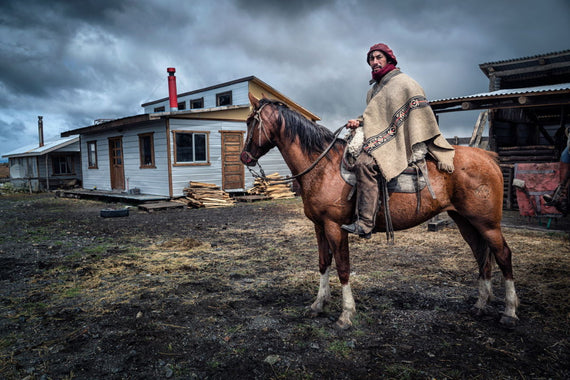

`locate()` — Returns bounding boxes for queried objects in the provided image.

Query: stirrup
[341,223,372,239]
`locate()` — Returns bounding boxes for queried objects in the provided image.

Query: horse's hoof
[335,319,352,330]
[306,306,321,318]
[499,315,518,328]
[471,306,486,318]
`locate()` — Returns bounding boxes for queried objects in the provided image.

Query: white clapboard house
[60,73,320,197]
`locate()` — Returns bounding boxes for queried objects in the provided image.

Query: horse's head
[240,93,279,167]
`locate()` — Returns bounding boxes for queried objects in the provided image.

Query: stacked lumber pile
[498,145,557,163]
[182,182,235,208]
[247,173,296,200]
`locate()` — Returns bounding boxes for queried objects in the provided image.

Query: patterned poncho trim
[363,95,430,153]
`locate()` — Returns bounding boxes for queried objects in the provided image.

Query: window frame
[172,130,210,166]
[154,106,165,112]
[87,140,98,169]
[216,91,232,107]
[177,101,186,110]
[51,154,74,176]
[138,132,156,169]
[190,97,204,109]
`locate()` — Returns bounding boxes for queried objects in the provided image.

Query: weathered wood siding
[80,120,170,195]
[80,118,291,197]
[169,119,291,196]
[144,81,250,113]
[8,157,38,179]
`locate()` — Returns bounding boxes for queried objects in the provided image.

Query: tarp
[514,162,562,216]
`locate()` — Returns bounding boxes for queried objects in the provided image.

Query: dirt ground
[0,193,568,379]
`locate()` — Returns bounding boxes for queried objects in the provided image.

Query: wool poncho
[362,69,455,181]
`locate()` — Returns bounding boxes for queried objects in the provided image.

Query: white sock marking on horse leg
[486,277,495,301]
[310,267,331,314]
[503,279,519,319]
[337,284,356,328]
[474,278,492,309]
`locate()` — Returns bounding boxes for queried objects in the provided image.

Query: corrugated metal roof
[431,82,570,103]
[2,136,79,158]
[479,49,570,66]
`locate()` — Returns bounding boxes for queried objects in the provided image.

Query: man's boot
[341,152,380,238]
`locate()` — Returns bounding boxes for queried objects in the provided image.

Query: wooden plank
[427,216,454,231]
[499,156,556,162]
[469,111,488,148]
[498,145,555,151]
[138,202,184,212]
[498,149,555,156]
[234,195,271,202]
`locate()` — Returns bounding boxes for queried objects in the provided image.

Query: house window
[52,155,73,175]
[87,141,98,169]
[154,106,165,112]
[216,91,232,106]
[190,97,204,109]
[178,101,186,110]
[138,133,155,168]
[173,131,209,165]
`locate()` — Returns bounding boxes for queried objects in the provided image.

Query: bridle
[244,103,273,150]
[243,102,347,185]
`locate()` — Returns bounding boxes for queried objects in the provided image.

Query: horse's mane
[257,98,345,155]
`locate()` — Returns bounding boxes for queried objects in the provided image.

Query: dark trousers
[352,151,381,233]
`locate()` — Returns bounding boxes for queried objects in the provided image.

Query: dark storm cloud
[1,0,569,156]
[234,0,332,17]
[0,0,128,96]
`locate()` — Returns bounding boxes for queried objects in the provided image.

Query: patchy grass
[0,195,568,379]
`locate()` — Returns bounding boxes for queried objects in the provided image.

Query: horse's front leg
[326,222,355,329]
[310,224,332,316]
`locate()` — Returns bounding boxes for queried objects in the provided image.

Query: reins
[246,122,347,185]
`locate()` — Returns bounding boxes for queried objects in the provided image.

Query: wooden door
[108,137,125,190]
[221,131,245,190]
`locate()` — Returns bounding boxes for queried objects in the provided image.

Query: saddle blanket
[340,158,427,193]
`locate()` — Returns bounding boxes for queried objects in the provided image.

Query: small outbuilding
[431,50,570,210]
[61,74,320,197]
[2,117,81,191]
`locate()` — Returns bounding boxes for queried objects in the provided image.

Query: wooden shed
[431,50,570,209]
[61,75,320,198]
[2,135,81,192]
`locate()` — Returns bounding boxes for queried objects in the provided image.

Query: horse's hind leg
[473,223,519,325]
[488,234,519,326]
[448,212,519,325]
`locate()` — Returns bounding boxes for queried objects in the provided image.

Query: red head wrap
[367,43,397,65]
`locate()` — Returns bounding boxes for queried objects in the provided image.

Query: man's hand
[346,119,362,129]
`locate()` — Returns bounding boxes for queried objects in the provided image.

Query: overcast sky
[1,0,569,156]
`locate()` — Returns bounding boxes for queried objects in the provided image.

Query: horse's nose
[240,151,257,166]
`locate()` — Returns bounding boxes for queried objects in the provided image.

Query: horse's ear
[248,92,260,108]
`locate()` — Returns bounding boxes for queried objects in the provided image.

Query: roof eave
[2,137,80,158]
[61,114,153,137]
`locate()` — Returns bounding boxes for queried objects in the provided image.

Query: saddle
[340,146,436,200]
[340,135,436,243]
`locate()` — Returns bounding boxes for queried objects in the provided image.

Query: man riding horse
[341,43,456,238]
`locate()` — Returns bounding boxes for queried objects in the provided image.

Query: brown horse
[241,93,519,329]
